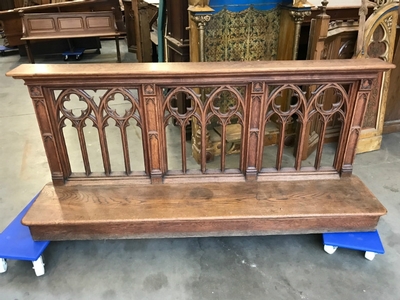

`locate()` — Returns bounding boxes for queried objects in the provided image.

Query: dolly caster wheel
[364,251,376,261]
[0,258,7,273]
[324,245,338,254]
[32,256,45,276]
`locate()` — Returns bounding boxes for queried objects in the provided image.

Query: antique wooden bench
[6,59,393,241]
[20,10,121,63]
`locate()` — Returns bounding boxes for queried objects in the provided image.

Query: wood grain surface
[7,59,394,80]
[23,176,386,240]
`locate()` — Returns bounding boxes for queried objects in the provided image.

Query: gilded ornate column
[289,9,312,60]
[188,2,213,62]
[292,0,314,8]
[190,14,212,62]
[188,2,214,164]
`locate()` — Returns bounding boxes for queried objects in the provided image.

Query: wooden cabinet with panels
[165,0,190,62]
[0,0,124,47]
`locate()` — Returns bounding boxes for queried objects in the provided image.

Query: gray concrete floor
[1,39,400,300]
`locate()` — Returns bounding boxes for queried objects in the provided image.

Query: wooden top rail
[8,59,393,80]
[7,59,394,186]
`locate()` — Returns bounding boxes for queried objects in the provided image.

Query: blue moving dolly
[323,230,384,261]
[0,194,50,276]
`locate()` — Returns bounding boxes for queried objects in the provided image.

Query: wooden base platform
[22,176,387,241]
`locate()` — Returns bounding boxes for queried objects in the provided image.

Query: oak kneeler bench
[20,11,121,64]
[23,178,386,240]
[6,59,392,241]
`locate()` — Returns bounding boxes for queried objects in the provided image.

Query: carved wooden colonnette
[7,59,392,241]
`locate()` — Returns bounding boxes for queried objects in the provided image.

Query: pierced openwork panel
[204,7,280,62]
[260,83,350,174]
[40,79,358,183]
[363,23,390,129]
[53,88,146,177]
[367,24,389,60]
[358,2,398,131]
[12,59,391,185]
[163,85,246,174]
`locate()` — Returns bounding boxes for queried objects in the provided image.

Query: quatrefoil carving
[367,25,388,60]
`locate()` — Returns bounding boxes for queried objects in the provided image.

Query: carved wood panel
[306,0,399,155]
[355,1,398,152]
[22,11,117,38]
[8,60,391,185]
[54,88,147,179]
[51,83,352,180]
[384,27,400,133]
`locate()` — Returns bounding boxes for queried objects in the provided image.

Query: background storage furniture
[20,11,122,63]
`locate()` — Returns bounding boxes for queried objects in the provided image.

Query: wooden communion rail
[7,59,393,241]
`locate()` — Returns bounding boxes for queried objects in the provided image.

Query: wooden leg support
[25,41,35,64]
[115,36,121,63]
